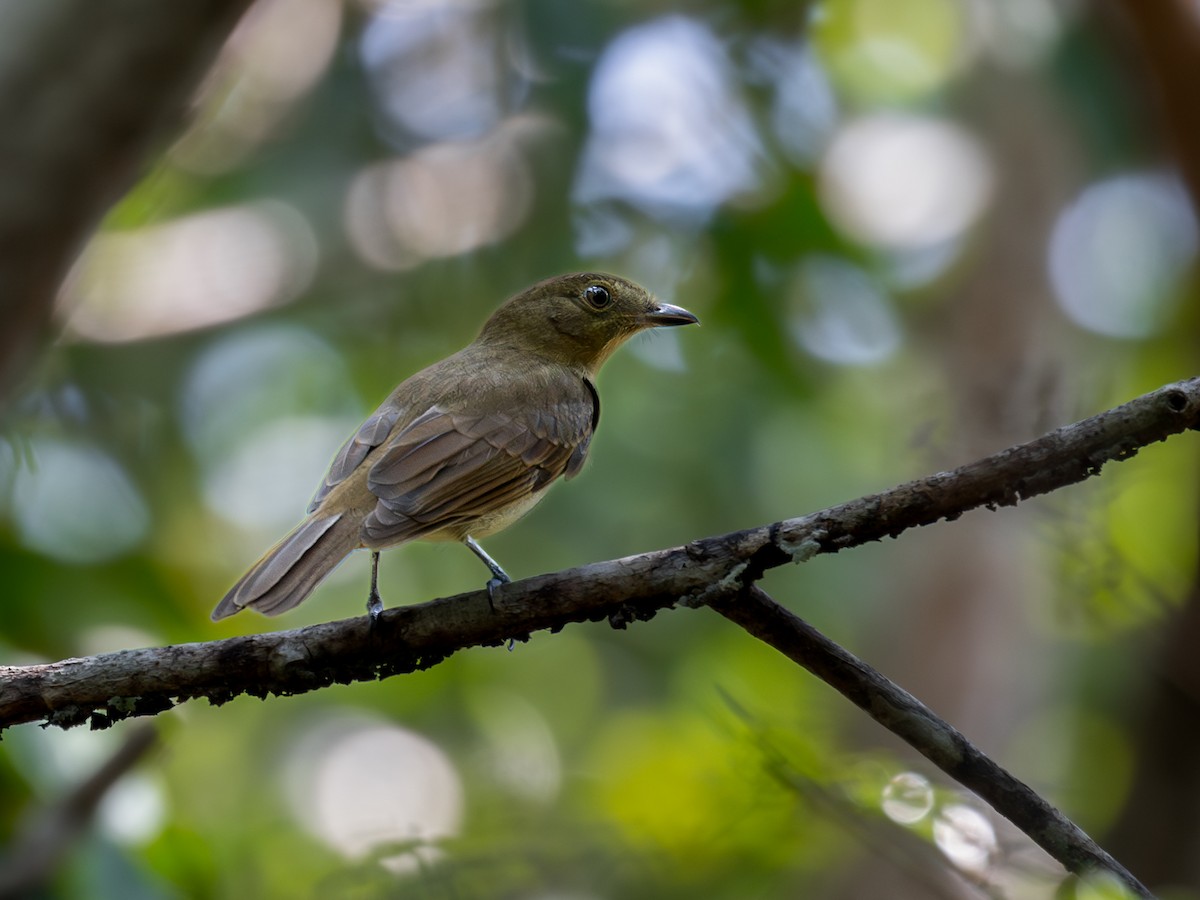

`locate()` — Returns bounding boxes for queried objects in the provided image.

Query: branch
[1,377,1197,734]
[4,377,1200,731]
[709,587,1152,897]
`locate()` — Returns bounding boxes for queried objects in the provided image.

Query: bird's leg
[465,536,511,606]
[367,550,383,620]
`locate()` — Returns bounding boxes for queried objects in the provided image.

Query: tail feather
[211,514,360,620]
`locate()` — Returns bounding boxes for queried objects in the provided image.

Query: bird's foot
[466,536,512,610]
[486,572,512,610]
[367,590,383,622]
[366,550,384,622]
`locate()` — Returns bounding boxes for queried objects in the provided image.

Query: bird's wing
[308,404,404,513]
[362,398,594,545]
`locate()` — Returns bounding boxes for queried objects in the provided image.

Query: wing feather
[361,393,595,546]
[308,405,403,512]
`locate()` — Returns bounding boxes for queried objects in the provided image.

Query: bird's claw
[486,573,512,609]
[488,574,516,651]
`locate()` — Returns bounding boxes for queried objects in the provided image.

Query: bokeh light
[4,438,149,564]
[182,326,361,530]
[790,254,902,365]
[181,325,358,462]
[62,202,318,342]
[1048,171,1198,338]
[969,0,1069,69]
[573,15,762,222]
[285,715,464,873]
[97,773,167,846]
[880,771,935,825]
[6,720,121,790]
[344,117,541,270]
[203,416,359,531]
[932,803,997,874]
[359,0,526,145]
[759,40,840,165]
[172,0,342,172]
[819,113,993,250]
[813,0,969,105]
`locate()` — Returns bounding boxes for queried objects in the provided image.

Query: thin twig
[708,586,1151,898]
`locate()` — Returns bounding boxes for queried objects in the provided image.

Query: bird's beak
[642,301,700,328]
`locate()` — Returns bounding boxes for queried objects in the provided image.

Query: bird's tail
[211,514,361,620]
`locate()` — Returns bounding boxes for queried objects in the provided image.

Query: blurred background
[1,0,1198,896]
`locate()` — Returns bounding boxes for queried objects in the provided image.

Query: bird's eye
[583,284,612,309]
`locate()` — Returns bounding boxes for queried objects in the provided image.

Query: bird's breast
[444,487,550,542]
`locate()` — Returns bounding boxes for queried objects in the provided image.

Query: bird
[211,272,699,621]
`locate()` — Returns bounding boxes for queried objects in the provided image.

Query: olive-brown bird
[211,273,698,621]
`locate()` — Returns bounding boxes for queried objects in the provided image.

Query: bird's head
[478,273,699,373]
